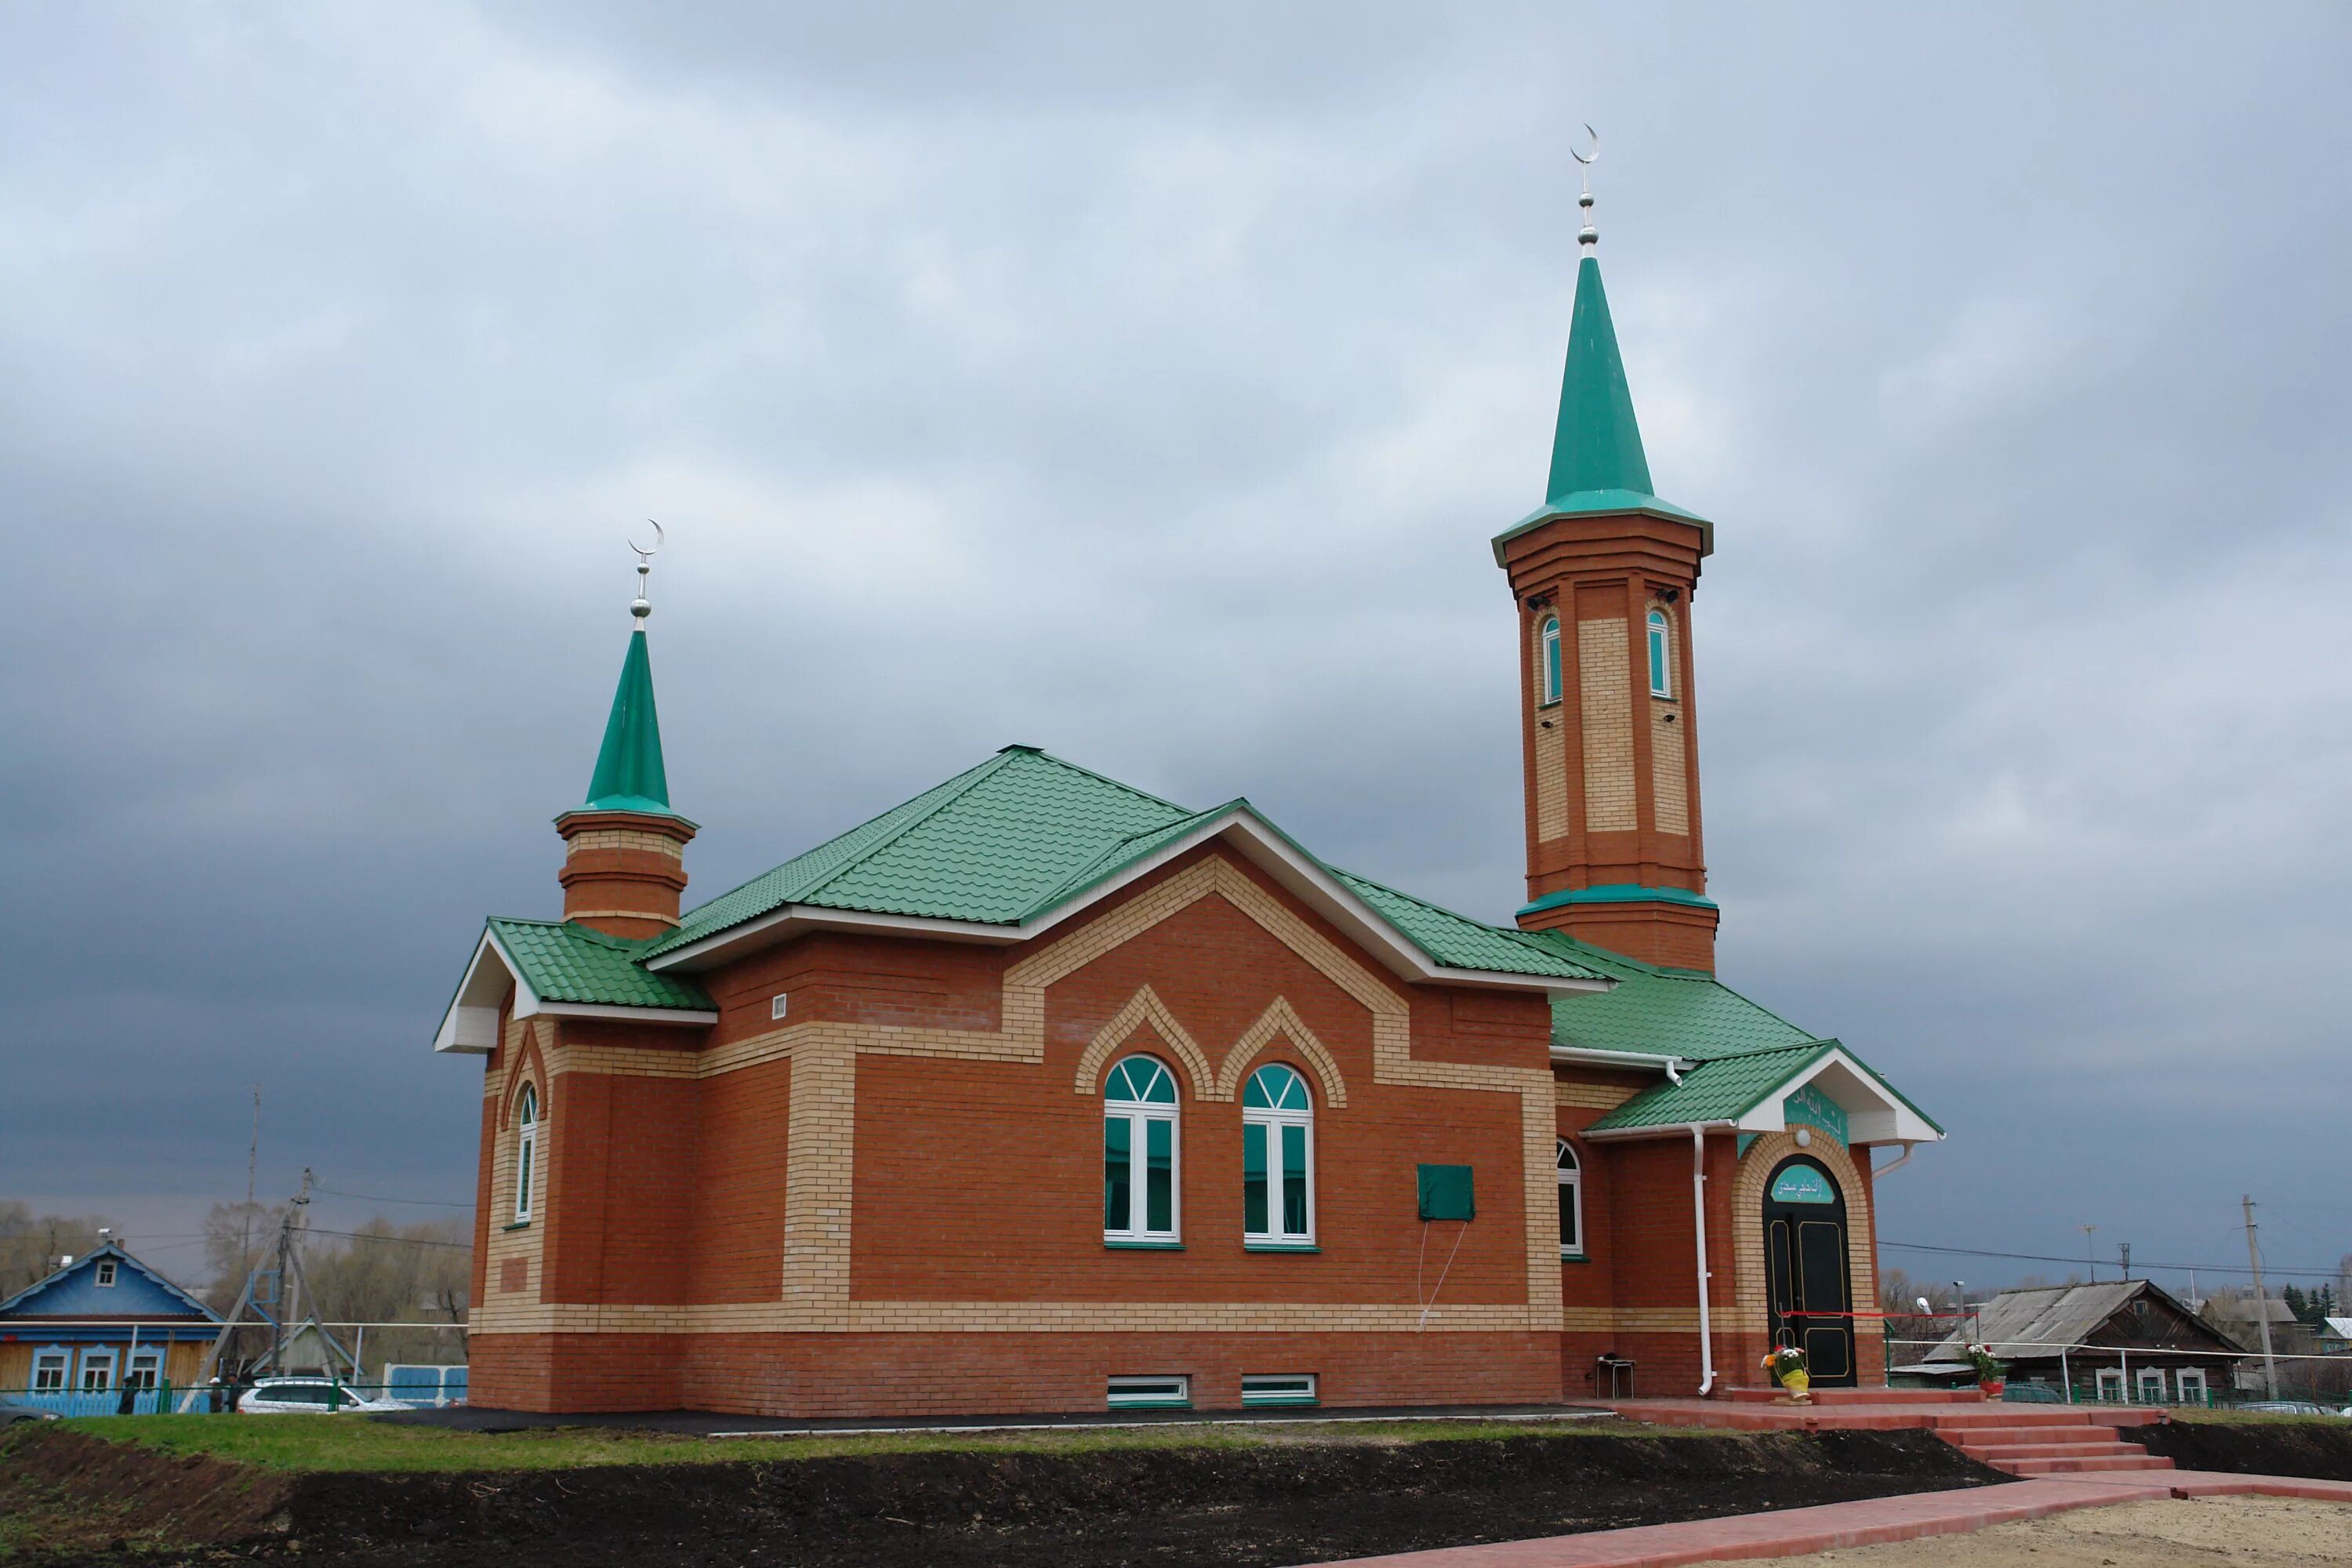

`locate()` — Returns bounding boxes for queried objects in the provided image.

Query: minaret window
[514,1083,539,1225]
[1646,610,1672,699]
[1541,616,1563,706]
[1103,1056,1180,1244]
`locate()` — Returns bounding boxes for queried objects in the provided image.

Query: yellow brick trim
[1072,985,1220,1100]
[1650,706,1689,836]
[1555,1080,1640,1111]
[1214,996,1349,1108]
[465,1301,1552,1335]
[1579,618,1635,832]
[564,909,683,927]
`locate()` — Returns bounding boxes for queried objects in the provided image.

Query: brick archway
[1728,1130,1878,1387]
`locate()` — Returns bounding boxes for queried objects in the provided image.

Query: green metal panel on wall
[1784,1083,1848,1145]
[1417,1164,1475,1221]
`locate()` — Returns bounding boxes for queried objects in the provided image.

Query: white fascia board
[1581,1119,1737,1142]
[648,808,1610,996]
[434,929,715,1053]
[433,930,530,1054]
[1730,1047,1944,1145]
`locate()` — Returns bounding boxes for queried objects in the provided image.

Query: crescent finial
[628,518,665,560]
[1571,124,1599,167]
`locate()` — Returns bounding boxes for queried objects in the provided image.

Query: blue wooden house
[0,1240,222,1412]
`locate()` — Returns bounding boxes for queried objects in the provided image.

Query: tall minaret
[554,531,696,939]
[1496,145,1718,971]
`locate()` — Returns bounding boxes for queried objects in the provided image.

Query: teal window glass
[1145,1118,1174,1232]
[514,1083,539,1223]
[1555,1138,1583,1256]
[1646,610,1671,698]
[1243,1063,1313,1243]
[1541,616,1562,705]
[1104,1116,1132,1229]
[1104,1054,1179,1241]
[1243,1122,1269,1233]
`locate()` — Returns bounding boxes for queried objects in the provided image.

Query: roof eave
[1490,492,1715,567]
[433,925,714,1054]
[648,808,1613,995]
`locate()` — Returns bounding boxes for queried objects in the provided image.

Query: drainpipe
[1874,1141,1919,1178]
[1692,1123,1716,1397]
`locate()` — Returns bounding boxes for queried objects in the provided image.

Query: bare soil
[1776,1494,2352,1566]
[2129,1417,2352,1480]
[0,1424,1994,1567]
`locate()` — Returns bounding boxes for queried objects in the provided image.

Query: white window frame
[1240,1373,1319,1407]
[1242,1065,1315,1248]
[1107,1374,1190,1410]
[1646,609,1673,699]
[2094,1367,2126,1403]
[2136,1367,2167,1406]
[514,1083,539,1225]
[94,1259,118,1288]
[125,1349,163,1391]
[2175,1367,2209,1405]
[1103,1056,1181,1245]
[31,1348,68,1392]
[78,1348,117,1392]
[1555,1138,1585,1258]
[1539,615,1563,706]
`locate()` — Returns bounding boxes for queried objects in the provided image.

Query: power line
[311,1186,470,1210]
[1883,1240,2347,1280]
[301,1226,470,1251]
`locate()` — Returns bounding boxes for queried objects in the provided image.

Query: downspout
[1874,1141,1919,1178]
[1691,1123,1716,1397]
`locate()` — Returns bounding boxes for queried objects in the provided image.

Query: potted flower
[1963,1342,2005,1398]
[1762,1344,1809,1403]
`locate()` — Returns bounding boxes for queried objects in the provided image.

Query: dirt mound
[4,1425,1998,1568]
[0,1425,294,1556]
[2130,1418,2352,1480]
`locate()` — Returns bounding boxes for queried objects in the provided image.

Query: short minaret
[1495,143,1719,971]
[555,534,696,939]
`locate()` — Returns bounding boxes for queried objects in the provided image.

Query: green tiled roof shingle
[1584,1043,1833,1131]
[487,918,712,1011]
[644,746,1602,984]
[1521,928,1816,1059]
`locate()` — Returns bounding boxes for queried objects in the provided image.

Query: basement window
[1107,1374,1191,1411]
[1240,1374,1318,1408]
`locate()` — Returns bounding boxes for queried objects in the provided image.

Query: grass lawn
[2166,1407,2352,1426]
[57,1412,1686,1474]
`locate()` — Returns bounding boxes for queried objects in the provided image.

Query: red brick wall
[689,1057,791,1302]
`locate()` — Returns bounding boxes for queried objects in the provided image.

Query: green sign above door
[1769,1164,1838,1204]
[1784,1083,1849,1145]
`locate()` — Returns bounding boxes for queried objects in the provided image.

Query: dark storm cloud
[3,3,2347,1285]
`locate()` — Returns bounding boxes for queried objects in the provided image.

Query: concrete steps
[1998,1452,2176,1476]
[1927,1405,2172,1478]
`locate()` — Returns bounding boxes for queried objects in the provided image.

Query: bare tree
[0,1201,118,1295]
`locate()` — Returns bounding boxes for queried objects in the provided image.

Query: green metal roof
[486,917,712,1011]
[1522,929,1817,1059]
[579,628,681,817]
[1490,255,1709,564]
[1585,1042,1834,1131]
[643,746,1603,984]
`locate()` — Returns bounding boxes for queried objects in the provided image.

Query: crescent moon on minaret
[629,518,666,559]
[1571,124,1599,167]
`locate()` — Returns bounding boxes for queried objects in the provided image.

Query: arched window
[1540,616,1563,706]
[514,1083,539,1224]
[1646,609,1672,699]
[1103,1056,1179,1243]
[1555,1138,1584,1258]
[1243,1064,1314,1247]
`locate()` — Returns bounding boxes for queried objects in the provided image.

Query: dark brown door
[1764,1156,1856,1387]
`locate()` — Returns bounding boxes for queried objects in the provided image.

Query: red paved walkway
[1317,1470,2352,1567]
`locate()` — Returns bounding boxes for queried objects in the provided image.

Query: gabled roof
[1583,1037,1943,1142]
[488,919,712,1010]
[639,747,1609,989]
[0,1240,221,1321]
[1915,1280,2249,1363]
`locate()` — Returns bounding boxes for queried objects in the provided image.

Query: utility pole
[2119,1243,2131,1281]
[2244,1196,2279,1399]
[285,1168,313,1327]
[2082,1224,2098,1284]
[241,1084,261,1277]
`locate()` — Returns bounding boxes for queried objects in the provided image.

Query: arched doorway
[1763,1155,1856,1387]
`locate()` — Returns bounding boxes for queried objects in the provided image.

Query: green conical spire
[581,626,676,815]
[1546,255,1653,504]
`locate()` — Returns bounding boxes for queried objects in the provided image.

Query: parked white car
[237,1378,406,1414]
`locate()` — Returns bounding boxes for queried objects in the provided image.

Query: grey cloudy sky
[5,3,2348,1299]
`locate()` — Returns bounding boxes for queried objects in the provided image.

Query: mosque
[434,187,1941,1416]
